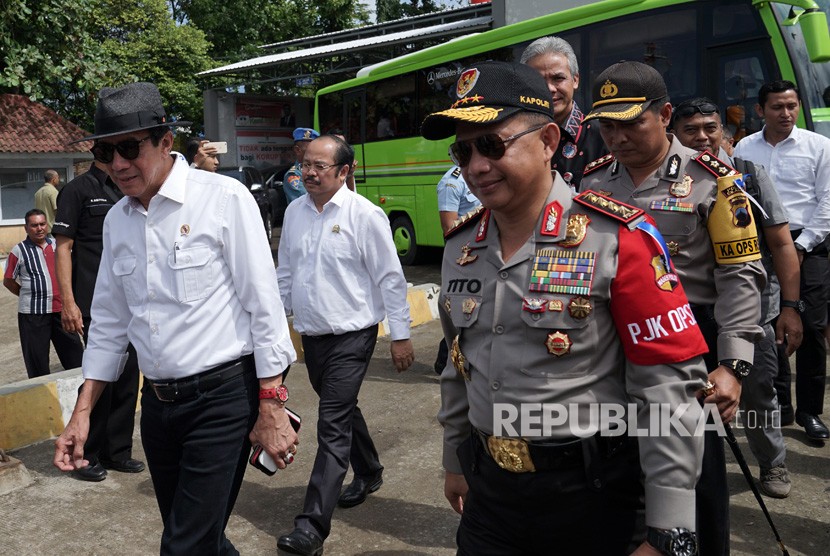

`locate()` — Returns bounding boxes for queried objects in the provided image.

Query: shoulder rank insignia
[451,166,462,178]
[583,154,615,176]
[445,205,486,240]
[574,190,644,224]
[694,151,738,179]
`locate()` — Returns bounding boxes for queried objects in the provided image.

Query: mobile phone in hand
[203,141,228,154]
[248,407,302,475]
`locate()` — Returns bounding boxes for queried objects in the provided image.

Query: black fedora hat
[71,82,191,143]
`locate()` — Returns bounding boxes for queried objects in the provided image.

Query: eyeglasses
[91,136,152,163]
[301,161,342,172]
[672,102,720,124]
[448,124,547,167]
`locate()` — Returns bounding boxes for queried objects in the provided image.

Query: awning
[198,16,493,77]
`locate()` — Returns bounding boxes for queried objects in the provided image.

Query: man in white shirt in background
[277,135,414,556]
[54,82,298,555]
[734,79,830,442]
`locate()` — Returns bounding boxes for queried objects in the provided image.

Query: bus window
[318,91,344,136]
[712,2,761,38]
[587,8,699,104]
[345,91,364,145]
[721,54,768,142]
[366,74,416,141]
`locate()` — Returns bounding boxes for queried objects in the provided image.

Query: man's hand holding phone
[250,408,301,475]
[249,390,300,473]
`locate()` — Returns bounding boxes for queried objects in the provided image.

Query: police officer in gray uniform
[581,62,766,556]
[422,61,708,556]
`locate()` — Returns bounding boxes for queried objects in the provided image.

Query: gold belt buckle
[486,436,536,473]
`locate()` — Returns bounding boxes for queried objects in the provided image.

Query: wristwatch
[719,359,752,380]
[259,384,289,403]
[647,527,698,556]
[780,299,806,313]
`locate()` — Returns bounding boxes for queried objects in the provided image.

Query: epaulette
[574,190,645,225]
[451,166,462,178]
[445,205,486,239]
[694,151,738,179]
[583,154,615,176]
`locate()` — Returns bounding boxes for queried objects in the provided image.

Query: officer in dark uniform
[422,61,708,556]
[581,61,766,556]
[284,127,320,203]
[53,162,144,481]
[520,36,607,191]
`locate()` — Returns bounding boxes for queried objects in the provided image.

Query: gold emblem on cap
[450,335,469,380]
[568,297,592,319]
[600,80,619,99]
[456,243,478,266]
[545,331,572,356]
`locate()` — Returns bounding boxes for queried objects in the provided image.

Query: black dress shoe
[277,528,323,556]
[101,458,145,473]
[337,471,383,508]
[74,462,107,482]
[796,412,829,440]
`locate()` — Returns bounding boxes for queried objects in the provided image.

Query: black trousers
[18,312,83,378]
[691,305,730,556]
[775,250,829,415]
[81,316,140,464]
[140,361,258,556]
[455,434,644,555]
[295,325,383,539]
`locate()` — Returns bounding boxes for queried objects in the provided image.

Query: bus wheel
[391,215,418,265]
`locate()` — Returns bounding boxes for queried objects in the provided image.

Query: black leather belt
[149,354,254,403]
[473,428,631,473]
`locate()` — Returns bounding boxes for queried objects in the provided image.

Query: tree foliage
[0,0,445,132]
[376,0,456,22]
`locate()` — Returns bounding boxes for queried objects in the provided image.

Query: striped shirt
[4,237,62,314]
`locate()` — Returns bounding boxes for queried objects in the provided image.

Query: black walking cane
[722,421,790,556]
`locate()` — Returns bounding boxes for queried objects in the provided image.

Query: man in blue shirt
[436,166,481,234]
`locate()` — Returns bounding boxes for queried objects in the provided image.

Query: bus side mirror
[799,10,830,62]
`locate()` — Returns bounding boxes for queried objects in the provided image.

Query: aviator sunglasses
[91,135,152,163]
[448,123,547,167]
[671,102,719,126]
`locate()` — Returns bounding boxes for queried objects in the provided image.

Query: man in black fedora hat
[54,82,298,556]
[422,60,708,555]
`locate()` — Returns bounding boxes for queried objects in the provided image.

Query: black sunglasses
[672,102,720,124]
[448,124,547,167]
[91,135,152,163]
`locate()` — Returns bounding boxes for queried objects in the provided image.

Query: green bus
[315,0,830,264]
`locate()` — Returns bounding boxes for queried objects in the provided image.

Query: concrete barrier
[0,284,440,452]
